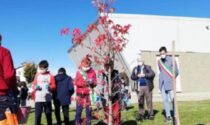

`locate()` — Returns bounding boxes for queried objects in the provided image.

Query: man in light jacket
[158,46,179,122]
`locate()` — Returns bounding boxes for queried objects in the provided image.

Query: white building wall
[109,14,210,66]
[16,67,26,82]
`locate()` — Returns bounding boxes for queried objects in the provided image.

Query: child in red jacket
[74,55,97,125]
[32,60,56,125]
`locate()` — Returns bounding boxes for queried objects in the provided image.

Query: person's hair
[39,60,49,69]
[80,55,92,67]
[159,46,167,53]
[58,67,66,74]
[20,81,27,87]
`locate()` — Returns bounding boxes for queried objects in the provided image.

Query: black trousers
[35,102,52,125]
[54,100,70,125]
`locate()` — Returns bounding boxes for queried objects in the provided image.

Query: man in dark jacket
[0,34,18,124]
[53,68,74,125]
[131,56,155,121]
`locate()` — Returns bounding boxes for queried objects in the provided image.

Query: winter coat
[74,68,97,95]
[32,72,56,102]
[54,74,74,106]
[131,64,155,92]
[0,46,17,95]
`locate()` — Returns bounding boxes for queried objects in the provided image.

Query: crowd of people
[0,33,179,125]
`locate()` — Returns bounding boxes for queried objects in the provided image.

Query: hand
[87,79,94,86]
[36,85,42,91]
[87,79,93,84]
[45,84,51,91]
[138,73,145,78]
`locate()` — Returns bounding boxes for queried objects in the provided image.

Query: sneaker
[136,114,144,121]
[165,116,172,123]
[149,115,154,120]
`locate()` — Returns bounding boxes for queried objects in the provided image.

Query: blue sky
[0,0,210,75]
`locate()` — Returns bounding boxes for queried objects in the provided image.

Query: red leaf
[60,28,70,35]
[72,28,81,36]
[99,16,108,24]
[87,24,97,33]
[94,34,107,46]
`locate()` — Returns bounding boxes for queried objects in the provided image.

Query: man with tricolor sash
[158,46,179,123]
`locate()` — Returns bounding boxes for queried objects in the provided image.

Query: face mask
[39,69,47,74]
[161,54,166,59]
[138,62,143,66]
[82,67,90,71]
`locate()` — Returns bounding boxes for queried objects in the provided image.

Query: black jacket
[131,65,155,92]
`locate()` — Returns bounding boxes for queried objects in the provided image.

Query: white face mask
[138,62,143,66]
[39,69,47,74]
[82,67,90,71]
[161,54,166,59]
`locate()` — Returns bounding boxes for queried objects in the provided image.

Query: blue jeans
[161,86,175,117]
[75,104,92,125]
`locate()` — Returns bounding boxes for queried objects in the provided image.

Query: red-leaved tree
[61,0,131,124]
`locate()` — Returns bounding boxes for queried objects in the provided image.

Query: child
[74,55,97,125]
[19,81,28,106]
[53,68,74,125]
[32,60,56,125]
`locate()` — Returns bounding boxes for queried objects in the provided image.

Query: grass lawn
[26,100,210,125]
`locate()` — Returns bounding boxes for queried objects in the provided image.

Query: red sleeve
[2,50,17,88]
[74,71,86,87]
[50,75,56,91]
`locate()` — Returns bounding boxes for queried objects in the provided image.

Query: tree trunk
[108,67,113,125]
[172,41,181,125]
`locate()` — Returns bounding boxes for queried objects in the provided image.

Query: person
[32,60,56,125]
[53,68,74,125]
[119,73,130,111]
[19,81,28,106]
[97,60,122,125]
[131,56,155,121]
[158,46,179,122]
[74,55,97,125]
[0,34,18,124]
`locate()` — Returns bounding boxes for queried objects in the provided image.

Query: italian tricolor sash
[79,69,87,80]
[158,59,173,79]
